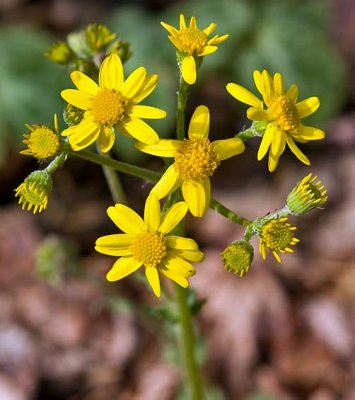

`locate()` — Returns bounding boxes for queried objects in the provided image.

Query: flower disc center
[131,232,167,268]
[175,137,220,181]
[91,89,128,126]
[261,218,296,252]
[26,127,60,159]
[177,28,208,54]
[269,95,299,132]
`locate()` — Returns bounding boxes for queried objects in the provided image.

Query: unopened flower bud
[221,240,254,277]
[287,173,328,215]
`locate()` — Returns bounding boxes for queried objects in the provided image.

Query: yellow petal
[179,14,186,29]
[168,36,183,52]
[120,67,146,99]
[257,123,274,161]
[199,45,217,56]
[181,56,196,85]
[268,151,280,173]
[144,193,161,232]
[165,255,196,276]
[160,21,178,36]
[189,16,197,29]
[270,126,286,159]
[95,234,134,256]
[212,138,245,160]
[273,72,285,96]
[161,268,189,288]
[173,249,204,263]
[98,126,115,152]
[69,122,101,151]
[296,97,320,119]
[61,89,92,110]
[253,70,263,95]
[166,235,199,250]
[159,201,188,234]
[70,71,99,95]
[261,70,274,107]
[203,22,216,36]
[226,83,263,108]
[99,53,124,90]
[247,107,269,121]
[136,139,182,157]
[208,34,229,45]
[295,125,325,140]
[182,179,209,218]
[121,117,159,144]
[145,266,161,297]
[286,136,311,165]
[107,204,146,234]
[106,256,142,281]
[131,74,158,103]
[128,105,167,119]
[151,164,182,199]
[188,105,210,139]
[287,84,299,102]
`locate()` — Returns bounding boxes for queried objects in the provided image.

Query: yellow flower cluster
[15,15,328,296]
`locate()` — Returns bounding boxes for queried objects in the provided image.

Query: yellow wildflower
[137,105,245,217]
[227,70,325,172]
[95,194,204,297]
[61,53,166,152]
[20,114,60,160]
[161,14,229,85]
[15,171,52,214]
[257,217,299,263]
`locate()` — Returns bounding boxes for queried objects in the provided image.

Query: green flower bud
[45,41,74,65]
[15,170,52,214]
[287,173,328,215]
[221,240,254,277]
[85,23,116,52]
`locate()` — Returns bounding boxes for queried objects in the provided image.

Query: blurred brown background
[0,0,355,399]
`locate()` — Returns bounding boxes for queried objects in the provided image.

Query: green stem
[176,76,189,140]
[210,198,252,227]
[96,147,127,204]
[235,123,263,141]
[45,152,68,174]
[175,284,204,400]
[71,149,161,183]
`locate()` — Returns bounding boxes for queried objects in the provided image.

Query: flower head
[161,14,229,84]
[61,53,166,152]
[287,173,328,215]
[15,170,52,214]
[227,70,325,172]
[257,217,299,263]
[137,105,245,217]
[20,114,60,160]
[95,194,204,297]
[221,240,254,277]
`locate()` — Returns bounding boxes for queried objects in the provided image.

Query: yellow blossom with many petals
[161,14,229,85]
[20,114,60,160]
[227,70,325,172]
[137,105,245,217]
[95,194,204,297]
[257,217,299,263]
[61,53,166,152]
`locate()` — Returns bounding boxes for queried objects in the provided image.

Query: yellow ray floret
[161,14,229,85]
[95,193,204,297]
[227,70,325,172]
[61,53,166,152]
[137,105,245,217]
